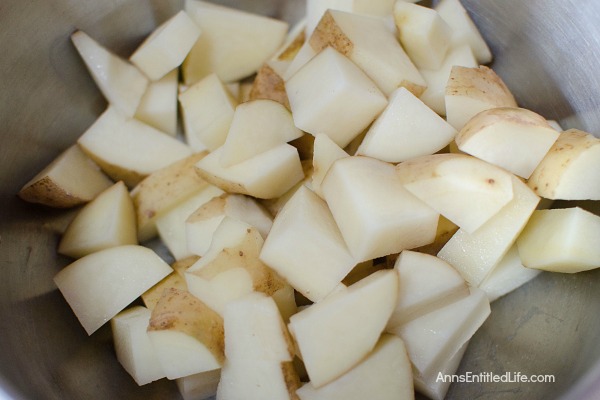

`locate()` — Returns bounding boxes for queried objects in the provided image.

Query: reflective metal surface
[1,0,599,399]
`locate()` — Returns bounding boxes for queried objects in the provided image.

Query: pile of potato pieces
[18,0,600,399]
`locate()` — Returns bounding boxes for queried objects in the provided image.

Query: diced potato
[71,30,148,117]
[130,152,209,242]
[445,65,517,130]
[516,207,600,273]
[310,9,426,96]
[195,144,304,200]
[437,175,539,286]
[134,69,178,136]
[435,0,492,64]
[58,181,137,259]
[396,153,515,234]
[111,306,166,386]
[130,10,201,81]
[183,0,288,84]
[77,107,192,187]
[527,129,600,200]
[148,288,224,380]
[179,73,238,152]
[456,107,560,178]
[356,87,457,163]
[219,99,302,167]
[18,145,112,208]
[288,270,399,388]
[259,186,356,302]
[296,334,414,400]
[394,2,452,70]
[286,47,387,148]
[53,245,173,335]
[323,156,439,262]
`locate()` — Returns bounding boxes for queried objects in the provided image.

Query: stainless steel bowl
[1,0,600,399]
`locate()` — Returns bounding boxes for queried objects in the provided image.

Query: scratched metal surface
[1,0,600,399]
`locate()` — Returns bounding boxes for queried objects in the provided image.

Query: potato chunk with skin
[445,65,517,130]
[77,107,193,187]
[131,152,209,243]
[148,288,224,380]
[527,129,600,200]
[310,9,426,96]
[456,107,560,179]
[18,145,112,208]
[516,207,600,273]
[437,175,539,286]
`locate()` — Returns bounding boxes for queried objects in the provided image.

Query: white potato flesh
[186,193,273,256]
[134,69,178,136]
[419,44,477,116]
[414,341,468,400]
[58,181,137,259]
[130,10,201,81]
[18,144,112,208]
[310,10,426,96]
[391,287,490,378]
[356,87,457,163]
[71,31,148,117]
[219,100,303,167]
[176,369,221,400]
[387,250,468,329]
[53,245,172,335]
[311,134,349,197]
[285,47,388,148]
[195,144,305,199]
[435,0,492,64]
[149,332,221,380]
[260,186,356,302]
[479,245,541,302]
[527,129,600,200]
[130,152,209,243]
[111,306,165,385]
[179,73,238,152]
[396,153,515,234]
[516,207,600,273]
[288,270,399,388]
[222,292,293,363]
[147,288,224,380]
[445,65,517,131]
[437,175,540,286]
[183,0,288,84]
[296,334,414,400]
[217,358,298,400]
[281,41,318,81]
[394,2,452,70]
[186,218,286,315]
[323,156,438,262]
[77,107,192,187]
[155,185,224,260]
[456,107,560,179]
